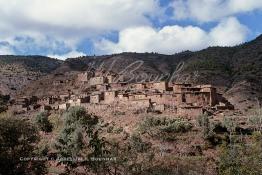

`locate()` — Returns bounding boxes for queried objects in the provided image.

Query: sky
[0,0,262,59]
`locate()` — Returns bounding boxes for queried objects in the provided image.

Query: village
[11,70,234,118]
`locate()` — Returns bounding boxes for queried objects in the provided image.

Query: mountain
[1,34,262,112]
[0,55,62,95]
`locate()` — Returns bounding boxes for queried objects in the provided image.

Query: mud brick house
[12,97,30,113]
[59,103,70,110]
[89,76,106,86]
[35,71,234,118]
[90,93,104,104]
[104,91,118,104]
[77,72,93,82]
[37,96,59,106]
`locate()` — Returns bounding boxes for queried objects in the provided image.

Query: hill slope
[1,35,262,112]
[0,55,62,95]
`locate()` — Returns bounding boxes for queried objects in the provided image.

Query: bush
[35,111,53,132]
[248,110,262,131]
[197,114,219,144]
[130,134,152,153]
[54,106,108,173]
[222,117,237,134]
[138,117,192,141]
[218,133,262,175]
[113,127,124,134]
[0,95,9,113]
[0,116,47,175]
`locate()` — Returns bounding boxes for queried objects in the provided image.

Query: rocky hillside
[59,35,262,112]
[0,55,62,95]
[1,35,262,112]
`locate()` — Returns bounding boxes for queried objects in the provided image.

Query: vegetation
[248,108,262,132]
[0,115,47,175]
[0,55,62,73]
[0,94,9,113]
[197,113,215,139]
[138,116,192,141]
[54,106,109,174]
[103,138,155,175]
[218,132,262,175]
[35,111,53,132]
[130,134,152,153]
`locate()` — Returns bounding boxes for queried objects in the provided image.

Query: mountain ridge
[1,34,262,112]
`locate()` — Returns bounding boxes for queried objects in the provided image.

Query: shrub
[130,134,152,153]
[248,110,262,132]
[138,117,192,141]
[0,116,47,175]
[218,138,262,175]
[48,113,63,134]
[107,126,114,133]
[54,106,108,173]
[35,111,53,132]
[222,117,237,134]
[113,127,124,134]
[0,95,9,113]
[197,114,217,143]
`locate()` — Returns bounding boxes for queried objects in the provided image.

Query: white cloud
[210,17,248,46]
[48,50,85,60]
[96,17,248,54]
[0,0,162,56]
[0,0,161,38]
[0,45,14,55]
[171,0,262,22]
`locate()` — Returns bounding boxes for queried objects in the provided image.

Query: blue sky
[0,0,262,59]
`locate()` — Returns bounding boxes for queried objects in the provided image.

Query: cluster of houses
[11,71,234,118]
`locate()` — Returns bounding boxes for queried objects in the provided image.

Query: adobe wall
[117,94,129,101]
[110,83,123,91]
[104,91,117,103]
[160,94,178,106]
[59,103,70,110]
[96,84,108,91]
[133,94,147,100]
[173,84,191,93]
[152,82,167,92]
[89,76,105,86]
[147,94,162,103]
[131,83,145,90]
[184,92,211,106]
[38,98,50,106]
[128,99,151,110]
[106,75,114,84]
[90,95,101,104]
[77,72,90,82]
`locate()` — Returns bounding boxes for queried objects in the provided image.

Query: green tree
[0,94,9,113]
[197,113,214,140]
[35,111,53,132]
[218,132,262,175]
[54,106,108,174]
[0,116,47,175]
[248,108,262,132]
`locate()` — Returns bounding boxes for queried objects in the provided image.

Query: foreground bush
[218,132,262,175]
[0,116,46,175]
[54,106,108,174]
